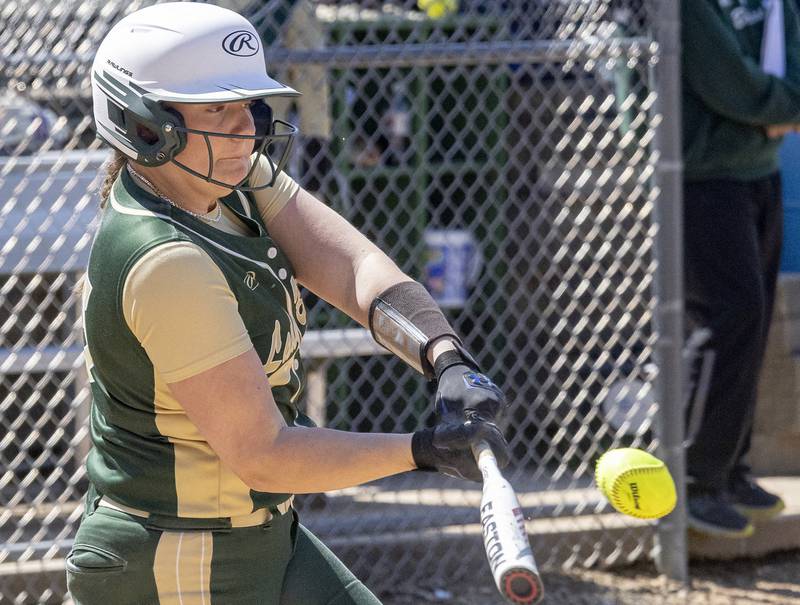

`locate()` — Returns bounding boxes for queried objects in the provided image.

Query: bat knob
[502,568,544,604]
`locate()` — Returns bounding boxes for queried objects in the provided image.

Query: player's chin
[214,156,251,186]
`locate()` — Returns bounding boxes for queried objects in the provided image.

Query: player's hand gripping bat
[473,440,544,605]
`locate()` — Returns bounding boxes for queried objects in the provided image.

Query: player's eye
[207,105,225,114]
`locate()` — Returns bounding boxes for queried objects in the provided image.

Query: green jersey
[81,168,308,517]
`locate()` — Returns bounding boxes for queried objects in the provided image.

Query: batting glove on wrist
[411,418,511,482]
[434,349,508,424]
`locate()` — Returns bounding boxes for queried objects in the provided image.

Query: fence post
[652,0,688,584]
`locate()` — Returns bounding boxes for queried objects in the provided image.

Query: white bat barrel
[473,441,544,605]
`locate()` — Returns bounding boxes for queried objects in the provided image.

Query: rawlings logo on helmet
[222,31,259,57]
[106,59,132,77]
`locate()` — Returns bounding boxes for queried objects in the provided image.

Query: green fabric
[67,507,161,604]
[66,505,381,604]
[83,174,184,514]
[682,0,800,181]
[82,168,306,515]
[279,524,382,605]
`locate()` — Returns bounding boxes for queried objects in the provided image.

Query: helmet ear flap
[136,104,186,166]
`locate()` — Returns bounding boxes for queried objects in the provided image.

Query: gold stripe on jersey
[154,372,254,518]
[153,531,213,605]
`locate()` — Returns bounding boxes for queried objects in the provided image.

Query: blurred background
[5,1,796,604]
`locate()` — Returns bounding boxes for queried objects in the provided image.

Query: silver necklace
[127,164,222,223]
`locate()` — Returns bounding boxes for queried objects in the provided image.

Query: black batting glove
[411,418,511,482]
[433,348,508,424]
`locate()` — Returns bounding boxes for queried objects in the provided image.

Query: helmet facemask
[162,100,296,192]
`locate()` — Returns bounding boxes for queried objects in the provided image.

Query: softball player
[68,3,509,604]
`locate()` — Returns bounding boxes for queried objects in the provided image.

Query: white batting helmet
[91,2,299,190]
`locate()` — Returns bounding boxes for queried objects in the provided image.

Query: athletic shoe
[687,489,754,538]
[729,474,786,522]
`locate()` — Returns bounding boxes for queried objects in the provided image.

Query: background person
[680,0,799,538]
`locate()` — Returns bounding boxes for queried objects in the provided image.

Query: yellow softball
[417,0,458,19]
[595,448,677,519]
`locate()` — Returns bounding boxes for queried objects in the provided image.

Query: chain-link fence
[0,1,684,602]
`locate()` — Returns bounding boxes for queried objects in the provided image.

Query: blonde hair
[99,150,128,208]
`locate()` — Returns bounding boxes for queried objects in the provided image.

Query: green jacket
[682,0,800,181]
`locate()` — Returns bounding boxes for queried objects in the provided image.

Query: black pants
[683,173,783,491]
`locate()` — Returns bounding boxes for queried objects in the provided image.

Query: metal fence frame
[0,1,688,602]
[651,0,687,585]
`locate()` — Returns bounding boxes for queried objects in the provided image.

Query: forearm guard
[368,281,460,379]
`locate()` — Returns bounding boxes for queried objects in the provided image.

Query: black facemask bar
[167,103,297,191]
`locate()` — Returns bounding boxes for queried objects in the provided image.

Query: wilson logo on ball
[630,482,641,510]
[222,31,259,56]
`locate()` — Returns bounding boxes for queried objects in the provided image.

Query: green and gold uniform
[67,161,380,605]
